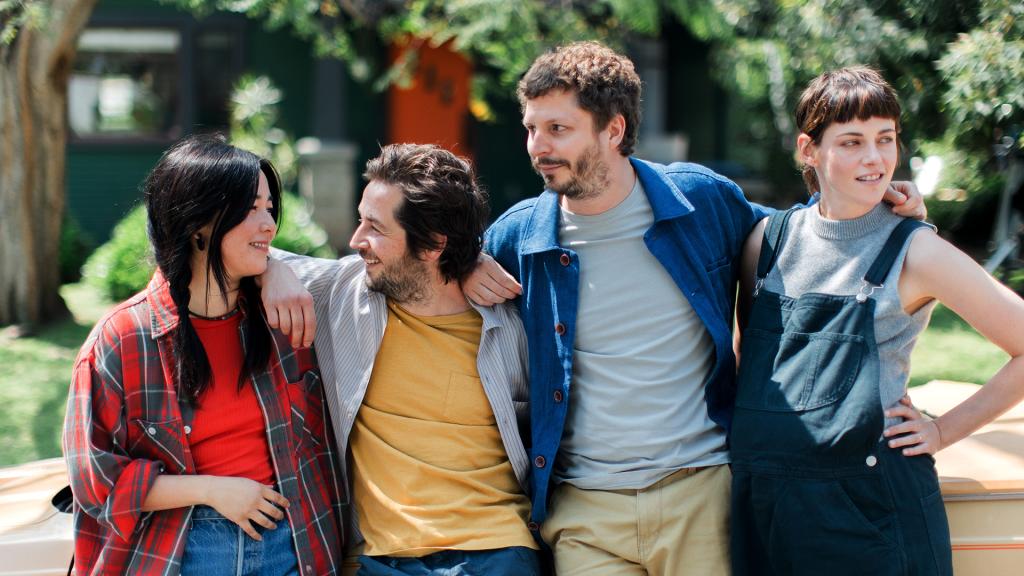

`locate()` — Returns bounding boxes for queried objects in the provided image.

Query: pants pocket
[766,478,904,575]
[920,489,953,576]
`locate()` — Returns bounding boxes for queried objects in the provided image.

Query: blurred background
[1,0,1022,467]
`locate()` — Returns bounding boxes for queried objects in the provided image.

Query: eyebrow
[361,213,386,228]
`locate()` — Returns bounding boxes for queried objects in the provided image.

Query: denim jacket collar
[519,158,695,255]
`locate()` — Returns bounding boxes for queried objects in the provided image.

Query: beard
[533,142,609,201]
[361,249,430,304]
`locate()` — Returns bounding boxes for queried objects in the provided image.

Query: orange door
[387,39,472,160]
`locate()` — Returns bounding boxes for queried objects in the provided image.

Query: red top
[191,312,275,485]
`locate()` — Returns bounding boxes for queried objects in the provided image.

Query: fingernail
[889,440,896,447]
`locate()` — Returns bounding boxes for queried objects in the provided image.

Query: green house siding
[244,27,314,137]
[66,146,164,243]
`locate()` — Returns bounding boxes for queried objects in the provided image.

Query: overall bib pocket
[736,328,866,412]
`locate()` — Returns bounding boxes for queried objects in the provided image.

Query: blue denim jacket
[484,158,770,528]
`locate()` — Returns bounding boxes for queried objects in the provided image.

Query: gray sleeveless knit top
[762,203,937,427]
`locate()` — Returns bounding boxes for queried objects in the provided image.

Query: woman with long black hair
[63,134,343,575]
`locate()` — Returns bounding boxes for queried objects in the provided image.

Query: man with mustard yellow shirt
[263,143,539,575]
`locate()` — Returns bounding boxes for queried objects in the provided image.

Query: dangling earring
[195,234,206,251]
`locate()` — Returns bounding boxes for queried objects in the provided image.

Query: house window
[69,28,181,140]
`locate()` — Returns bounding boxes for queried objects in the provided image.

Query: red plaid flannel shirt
[63,271,344,575]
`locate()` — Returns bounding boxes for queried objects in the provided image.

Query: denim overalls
[730,209,953,576]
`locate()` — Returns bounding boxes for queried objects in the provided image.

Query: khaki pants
[540,464,731,576]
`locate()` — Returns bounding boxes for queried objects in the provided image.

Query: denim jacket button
[528,521,540,531]
[534,455,546,468]
[559,253,571,266]
[553,390,564,403]
[554,322,566,335]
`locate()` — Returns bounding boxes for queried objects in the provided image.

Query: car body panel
[912,380,1024,576]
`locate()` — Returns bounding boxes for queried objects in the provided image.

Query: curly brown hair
[518,41,642,157]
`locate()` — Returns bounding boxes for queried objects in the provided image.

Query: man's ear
[604,114,626,149]
[421,234,447,262]
[796,133,818,168]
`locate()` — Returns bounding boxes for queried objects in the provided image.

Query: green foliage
[274,192,335,258]
[918,136,1005,247]
[165,0,1022,211]
[227,74,335,259]
[82,205,154,301]
[59,213,94,284]
[938,1,1024,149]
[0,0,48,45]
[229,74,298,189]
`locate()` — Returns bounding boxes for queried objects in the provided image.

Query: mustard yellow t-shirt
[350,300,536,557]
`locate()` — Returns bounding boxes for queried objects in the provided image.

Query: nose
[527,130,548,159]
[348,222,368,252]
[864,142,882,165]
[260,210,277,235]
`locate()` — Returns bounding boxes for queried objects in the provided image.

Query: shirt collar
[147,269,180,339]
[519,157,696,255]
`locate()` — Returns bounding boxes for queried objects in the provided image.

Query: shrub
[83,194,335,302]
[82,205,154,302]
[918,137,1005,250]
[274,192,336,259]
[59,214,94,284]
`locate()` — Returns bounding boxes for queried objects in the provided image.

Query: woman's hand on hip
[883,395,944,456]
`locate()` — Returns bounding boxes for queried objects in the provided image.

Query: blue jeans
[356,547,541,576]
[180,505,299,576]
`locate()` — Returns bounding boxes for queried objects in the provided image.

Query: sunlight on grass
[0,284,111,467]
[908,304,1008,388]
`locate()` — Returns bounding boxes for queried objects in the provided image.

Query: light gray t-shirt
[555,179,728,490]
[763,203,936,428]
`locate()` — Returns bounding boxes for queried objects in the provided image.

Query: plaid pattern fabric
[63,271,344,575]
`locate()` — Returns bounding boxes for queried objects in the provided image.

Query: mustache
[533,157,569,168]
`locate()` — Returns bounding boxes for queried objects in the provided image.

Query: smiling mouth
[250,241,269,249]
[856,174,884,182]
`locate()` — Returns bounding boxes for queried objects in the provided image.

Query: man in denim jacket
[465,41,924,575]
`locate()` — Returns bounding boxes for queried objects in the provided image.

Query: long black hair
[144,134,282,404]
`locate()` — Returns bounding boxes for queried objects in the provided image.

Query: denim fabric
[180,505,299,576]
[484,158,768,526]
[730,210,952,575]
[355,547,541,576]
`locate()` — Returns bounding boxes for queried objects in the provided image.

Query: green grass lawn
[0,283,110,467]
[0,286,1010,467]
[907,304,1008,388]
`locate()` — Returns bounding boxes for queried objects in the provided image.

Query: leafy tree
[4,0,1022,326]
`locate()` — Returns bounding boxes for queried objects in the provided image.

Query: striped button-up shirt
[273,251,532,545]
[63,271,344,575]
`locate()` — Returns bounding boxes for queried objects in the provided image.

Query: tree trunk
[0,0,97,327]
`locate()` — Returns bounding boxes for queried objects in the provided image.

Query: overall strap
[756,207,798,281]
[864,219,932,285]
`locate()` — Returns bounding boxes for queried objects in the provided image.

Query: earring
[195,235,206,251]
